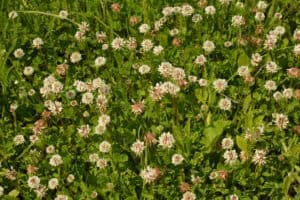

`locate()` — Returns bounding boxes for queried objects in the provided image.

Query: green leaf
[8,189,19,197]
[236,135,248,153]
[242,95,252,112]
[113,153,128,163]
[202,120,231,153]
[238,51,250,66]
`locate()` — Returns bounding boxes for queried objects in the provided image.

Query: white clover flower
[8,11,18,19]
[28,176,40,189]
[138,64,151,75]
[46,145,55,154]
[172,154,184,165]
[213,79,228,93]
[293,29,300,41]
[23,66,34,76]
[272,113,289,129]
[139,24,150,33]
[252,149,267,166]
[99,141,111,153]
[203,40,215,53]
[230,194,239,200]
[231,15,245,27]
[274,12,282,20]
[257,1,268,11]
[188,75,198,83]
[223,149,238,165]
[181,4,194,16]
[102,43,109,50]
[218,98,232,110]
[158,132,175,149]
[264,80,277,91]
[32,37,44,49]
[221,138,234,149]
[70,51,82,63]
[273,91,283,101]
[49,154,63,167]
[0,186,3,196]
[251,53,262,66]
[255,12,265,21]
[55,194,69,200]
[96,158,108,169]
[265,61,278,73]
[67,174,75,183]
[89,153,99,163]
[141,39,153,52]
[169,28,179,37]
[162,6,174,16]
[205,5,216,15]
[79,21,89,33]
[59,10,68,18]
[198,79,208,87]
[48,178,59,190]
[81,92,94,104]
[47,101,63,115]
[94,56,106,67]
[236,2,244,8]
[192,14,202,23]
[14,48,25,58]
[111,37,125,50]
[237,66,249,77]
[140,166,159,183]
[77,124,91,138]
[282,88,293,99]
[181,191,196,200]
[153,45,164,55]
[13,135,25,145]
[131,139,145,156]
[294,44,300,57]
[274,26,285,36]
[194,54,207,65]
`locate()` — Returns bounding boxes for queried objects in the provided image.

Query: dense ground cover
[0,0,300,199]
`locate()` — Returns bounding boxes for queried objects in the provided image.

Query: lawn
[0,0,299,199]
